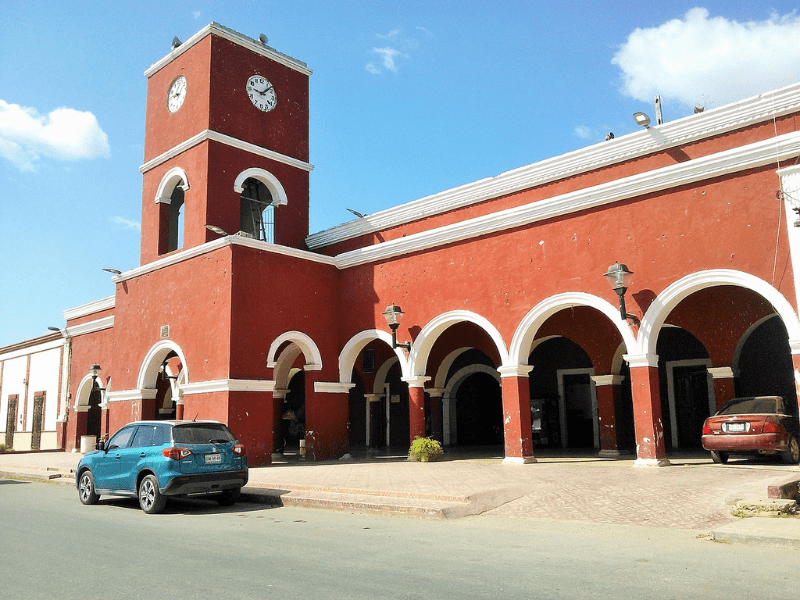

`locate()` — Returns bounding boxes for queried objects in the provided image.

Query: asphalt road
[1,480,797,599]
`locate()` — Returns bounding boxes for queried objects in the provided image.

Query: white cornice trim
[332,130,800,268]
[65,316,114,338]
[314,382,355,394]
[144,22,312,78]
[63,296,115,321]
[181,379,276,395]
[106,389,158,403]
[139,129,314,175]
[0,338,64,362]
[113,237,336,283]
[308,81,800,250]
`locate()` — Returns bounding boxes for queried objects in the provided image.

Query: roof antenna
[193,412,198,422]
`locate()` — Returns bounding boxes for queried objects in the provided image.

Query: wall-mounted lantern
[603,262,639,324]
[381,304,411,351]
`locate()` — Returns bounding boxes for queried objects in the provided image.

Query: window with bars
[239,178,275,243]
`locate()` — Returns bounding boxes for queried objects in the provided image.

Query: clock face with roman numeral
[167,76,187,113]
[246,75,277,113]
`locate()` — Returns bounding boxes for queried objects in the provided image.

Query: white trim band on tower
[139,130,314,175]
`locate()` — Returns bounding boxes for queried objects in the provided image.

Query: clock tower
[138,23,312,264]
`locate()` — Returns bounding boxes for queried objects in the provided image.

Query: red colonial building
[5,23,800,467]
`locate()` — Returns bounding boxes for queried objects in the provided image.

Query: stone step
[241,483,527,519]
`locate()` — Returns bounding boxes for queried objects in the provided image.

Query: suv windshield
[717,396,781,416]
[172,423,236,444]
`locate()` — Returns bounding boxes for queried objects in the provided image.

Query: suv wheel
[217,488,241,506]
[781,435,800,464]
[78,471,100,505]
[138,474,166,514]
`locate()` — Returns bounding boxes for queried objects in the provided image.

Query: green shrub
[408,437,443,462]
[0,444,11,453]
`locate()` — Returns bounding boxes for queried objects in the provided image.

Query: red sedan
[702,396,800,464]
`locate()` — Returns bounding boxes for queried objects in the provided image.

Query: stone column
[625,354,669,466]
[427,388,445,443]
[403,376,430,443]
[591,374,624,457]
[498,366,536,464]
[707,366,735,412]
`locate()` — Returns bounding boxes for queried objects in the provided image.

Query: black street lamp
[603,262,638,324]
[381,304,411,351]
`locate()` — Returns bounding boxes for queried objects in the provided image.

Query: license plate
[727,422,746,432]
[205,453,222,464]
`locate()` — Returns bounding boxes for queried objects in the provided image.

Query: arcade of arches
[265,279,799,464]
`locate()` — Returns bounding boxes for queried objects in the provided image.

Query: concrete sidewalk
[1,448,799,548]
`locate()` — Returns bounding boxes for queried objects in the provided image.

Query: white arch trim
[636,270,800,357]
[266,331,323,371]
[339,329,409,383]
[412,311,509,379]
[154,167,189,204]
[74,374,96,411]
[509,293,637,367]
[137,340,190,391]
[233,167,288,206]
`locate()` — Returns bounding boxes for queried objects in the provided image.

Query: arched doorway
[528,337,596,449]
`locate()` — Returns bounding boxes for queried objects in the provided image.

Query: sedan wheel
[138,474,167,514]
[710,450,729,464]
[781,435,800,464]
[78,471,100,505]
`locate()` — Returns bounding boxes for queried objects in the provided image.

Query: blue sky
[2,1,800,346]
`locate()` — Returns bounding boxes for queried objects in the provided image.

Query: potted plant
[408,436,443,462]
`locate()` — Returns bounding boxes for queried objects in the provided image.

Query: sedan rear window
[717,396,781,415]
[172,423,236,444]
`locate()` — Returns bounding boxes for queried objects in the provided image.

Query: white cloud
[109,216,141,231]
[0,100,110,171]
[612,8,800,107]
[366,27,432,75]
[574,125,592,139]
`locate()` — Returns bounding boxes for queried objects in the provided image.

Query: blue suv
[76,420,248,514]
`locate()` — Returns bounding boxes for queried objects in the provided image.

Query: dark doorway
[87,384,102,439]
[563,373,594,448]
[455,373,503,446]
[5,396,17,447]
[31,393,44,451]
[673,366,710,448]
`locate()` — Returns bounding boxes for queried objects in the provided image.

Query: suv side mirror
[96,439,107,452]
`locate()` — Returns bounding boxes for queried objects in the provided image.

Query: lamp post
[603,262,638,324]
[382,304,411,351]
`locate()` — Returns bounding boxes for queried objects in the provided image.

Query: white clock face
[167,76,187,113]
[246,75,277,113]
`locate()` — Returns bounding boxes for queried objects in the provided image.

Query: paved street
[2,480,799,600]
[2,449,798,528]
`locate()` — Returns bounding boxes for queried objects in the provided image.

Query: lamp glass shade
[89,364,101,378]
[603,262,633,291]
[382,304,404,326]
[633,112,651,127]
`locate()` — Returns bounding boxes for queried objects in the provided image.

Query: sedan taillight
[762,417,780,433]
[232,444,246,456]
[162,447,193,460]
[702,423,712,435]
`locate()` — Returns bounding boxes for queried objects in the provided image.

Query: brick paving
[1,449,797,530]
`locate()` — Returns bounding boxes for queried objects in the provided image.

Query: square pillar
[403,376,430,444]
[498,366,536,464]
[591,374,624,456]
[708,366,735,411]
[625,354,669,466]
[305,380,353,460]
